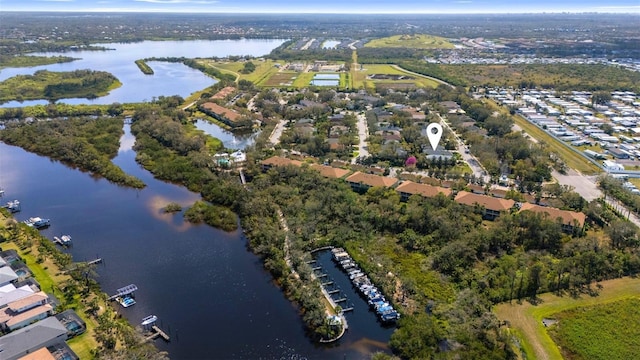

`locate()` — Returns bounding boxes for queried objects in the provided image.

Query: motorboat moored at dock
[53,235,72,245]
[24,217,50,229]
[3,200,20,213]
[117,296,136,308]
[331,247,401,323]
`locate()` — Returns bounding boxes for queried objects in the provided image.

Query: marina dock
[331,247,401,323]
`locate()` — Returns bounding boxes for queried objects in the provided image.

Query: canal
[0,123,394,359]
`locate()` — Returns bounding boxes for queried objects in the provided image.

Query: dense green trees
[184,201,237,231]
[0,69,120,103]
[0,117,145,188]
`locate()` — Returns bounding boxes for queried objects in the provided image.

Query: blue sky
[1,0,639,13]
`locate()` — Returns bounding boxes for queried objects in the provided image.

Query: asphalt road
[268,119,287,145]
[352,112,370,164]
[440,115,490,183]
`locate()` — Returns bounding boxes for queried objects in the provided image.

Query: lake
[0,39,286,107]
[0,123,394,359]
[193,119,258,150]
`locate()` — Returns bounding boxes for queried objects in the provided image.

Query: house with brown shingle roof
[518,203,586,233]
[489,188,509,198]
[396,181,452,201]
[468,184,485,194]
[200,102,242,123]
[309,164,351,179]
[211,86,236,100]
[345,171,398,192]
[454,191,515,220]
[260,156,302,172]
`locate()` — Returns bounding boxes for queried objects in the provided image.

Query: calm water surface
[193,119,258,150]
[0,124,393,359]
[0,39,285,107]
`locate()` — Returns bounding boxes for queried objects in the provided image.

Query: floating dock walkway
[108,284,138,301]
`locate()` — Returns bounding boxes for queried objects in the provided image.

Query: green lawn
[494,277,640,360]
[197,59,282,84]
[364,34,454,49]
[352,63,440,90]
[549,298,640,360]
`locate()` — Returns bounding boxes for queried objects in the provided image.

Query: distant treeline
[0,55,76,69]
[356,47,425,64]
[267,41,351,62]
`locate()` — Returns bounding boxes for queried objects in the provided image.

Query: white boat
[141,315,158,326]
[60,235,72,244]
[24,217,50,229]
[117,296,136,308]
[4,200,20,213]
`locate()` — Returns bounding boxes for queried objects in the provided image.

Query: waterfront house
[0,267,18,287]
[0,316,70,360]
[454,191,516,220]
[395,181,452,201]
[0,303,53,331]
[518,203,586,233]
[17,345,78,360]
[345,171,398,192]
[200,102,244,127]
[0,285,35,309]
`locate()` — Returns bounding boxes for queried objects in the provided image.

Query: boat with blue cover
[117,295,136,308]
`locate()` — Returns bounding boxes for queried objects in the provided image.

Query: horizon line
[1,10,640,15]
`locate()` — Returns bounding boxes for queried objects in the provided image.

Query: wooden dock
[108,284,138,301]
[87,258,103,265]
[145,325,170,342]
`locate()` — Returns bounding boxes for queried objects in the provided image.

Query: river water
[0,124,394,359]
[0,38,394,359]
[0,39,285,107]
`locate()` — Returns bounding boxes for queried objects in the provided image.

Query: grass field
[292,72,315,88]
[262,71,298,87]
[196,59,281,84]
[494,277,640,360]
[352,64,440,90]
[364,34,454,49]
[548,298,640,360]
